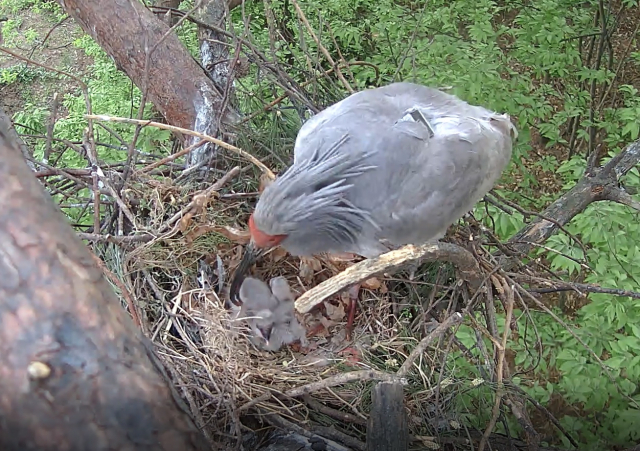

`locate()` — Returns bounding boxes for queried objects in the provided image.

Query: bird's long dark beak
[229,240,265,305]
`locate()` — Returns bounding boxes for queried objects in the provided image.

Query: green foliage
[4,0,640,447]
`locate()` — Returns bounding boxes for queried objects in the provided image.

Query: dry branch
[85,114,275,179]
[295,243,481,314]
[397,312,465,377]
[0,108,210,450]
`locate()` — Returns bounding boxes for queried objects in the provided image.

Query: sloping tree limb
[0,116,210,449]
[502,139,640,263]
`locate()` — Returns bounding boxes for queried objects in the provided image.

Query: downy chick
[238,276,308,351]
[263,277,309,351]
[238,277,279,348]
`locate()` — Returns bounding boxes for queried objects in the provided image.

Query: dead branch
[285,370,406,398]
[397,312,464,377]
[85,114,275,179]
[295,243,482,314]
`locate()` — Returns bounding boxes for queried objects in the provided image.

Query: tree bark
[0,118,210,449]
[57,0,234,167]
[191,0,240,167]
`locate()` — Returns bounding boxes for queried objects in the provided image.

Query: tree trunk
[0,118,210,450]
[57,0,235,168]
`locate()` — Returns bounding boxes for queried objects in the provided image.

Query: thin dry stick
[238,392,272,412]
[137,138,207,174]
[157,166,241,234]
[77,233,154,244]
[397,312,465,377]
[478,279,514,451]
[96,167,139,231]
[289,0,354,94]
[285,370,405,398]
[84,114,276,179]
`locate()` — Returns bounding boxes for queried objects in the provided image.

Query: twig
[397,312,465,377]
[238,392,272,412]
[289,0,354,94]
[157,166,241,234]
[76,233,154,244]
[479,279,514,451]
[295,242,482,314]
[84,114,275,180]
[302,395,367,426]
[95,166,139,232]
[137,138,207,174]
[509,273,640,300]
[285,370,406,398]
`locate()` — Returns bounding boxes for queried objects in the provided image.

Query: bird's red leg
[345,284,361,341]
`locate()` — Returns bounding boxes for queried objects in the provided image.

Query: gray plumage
[251,82,516,258]
[238,276,308,351]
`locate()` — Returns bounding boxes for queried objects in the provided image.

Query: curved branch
[294,243,482,314]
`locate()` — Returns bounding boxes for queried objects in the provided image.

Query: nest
[93,155,505,450]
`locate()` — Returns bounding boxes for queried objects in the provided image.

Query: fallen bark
[0,115,210,449]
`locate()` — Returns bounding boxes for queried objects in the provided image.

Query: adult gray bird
[230,82,517,331]
[238,276,308,351]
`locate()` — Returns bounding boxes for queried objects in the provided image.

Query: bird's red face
[248,213,286,248]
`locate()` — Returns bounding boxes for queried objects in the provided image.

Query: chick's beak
[257,324,273,345]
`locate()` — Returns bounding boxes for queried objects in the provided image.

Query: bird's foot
[345,284,361,341]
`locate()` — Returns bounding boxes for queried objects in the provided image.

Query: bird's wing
[359,108,514,247]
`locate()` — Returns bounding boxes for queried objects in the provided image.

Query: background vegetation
[2,0,640,449]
